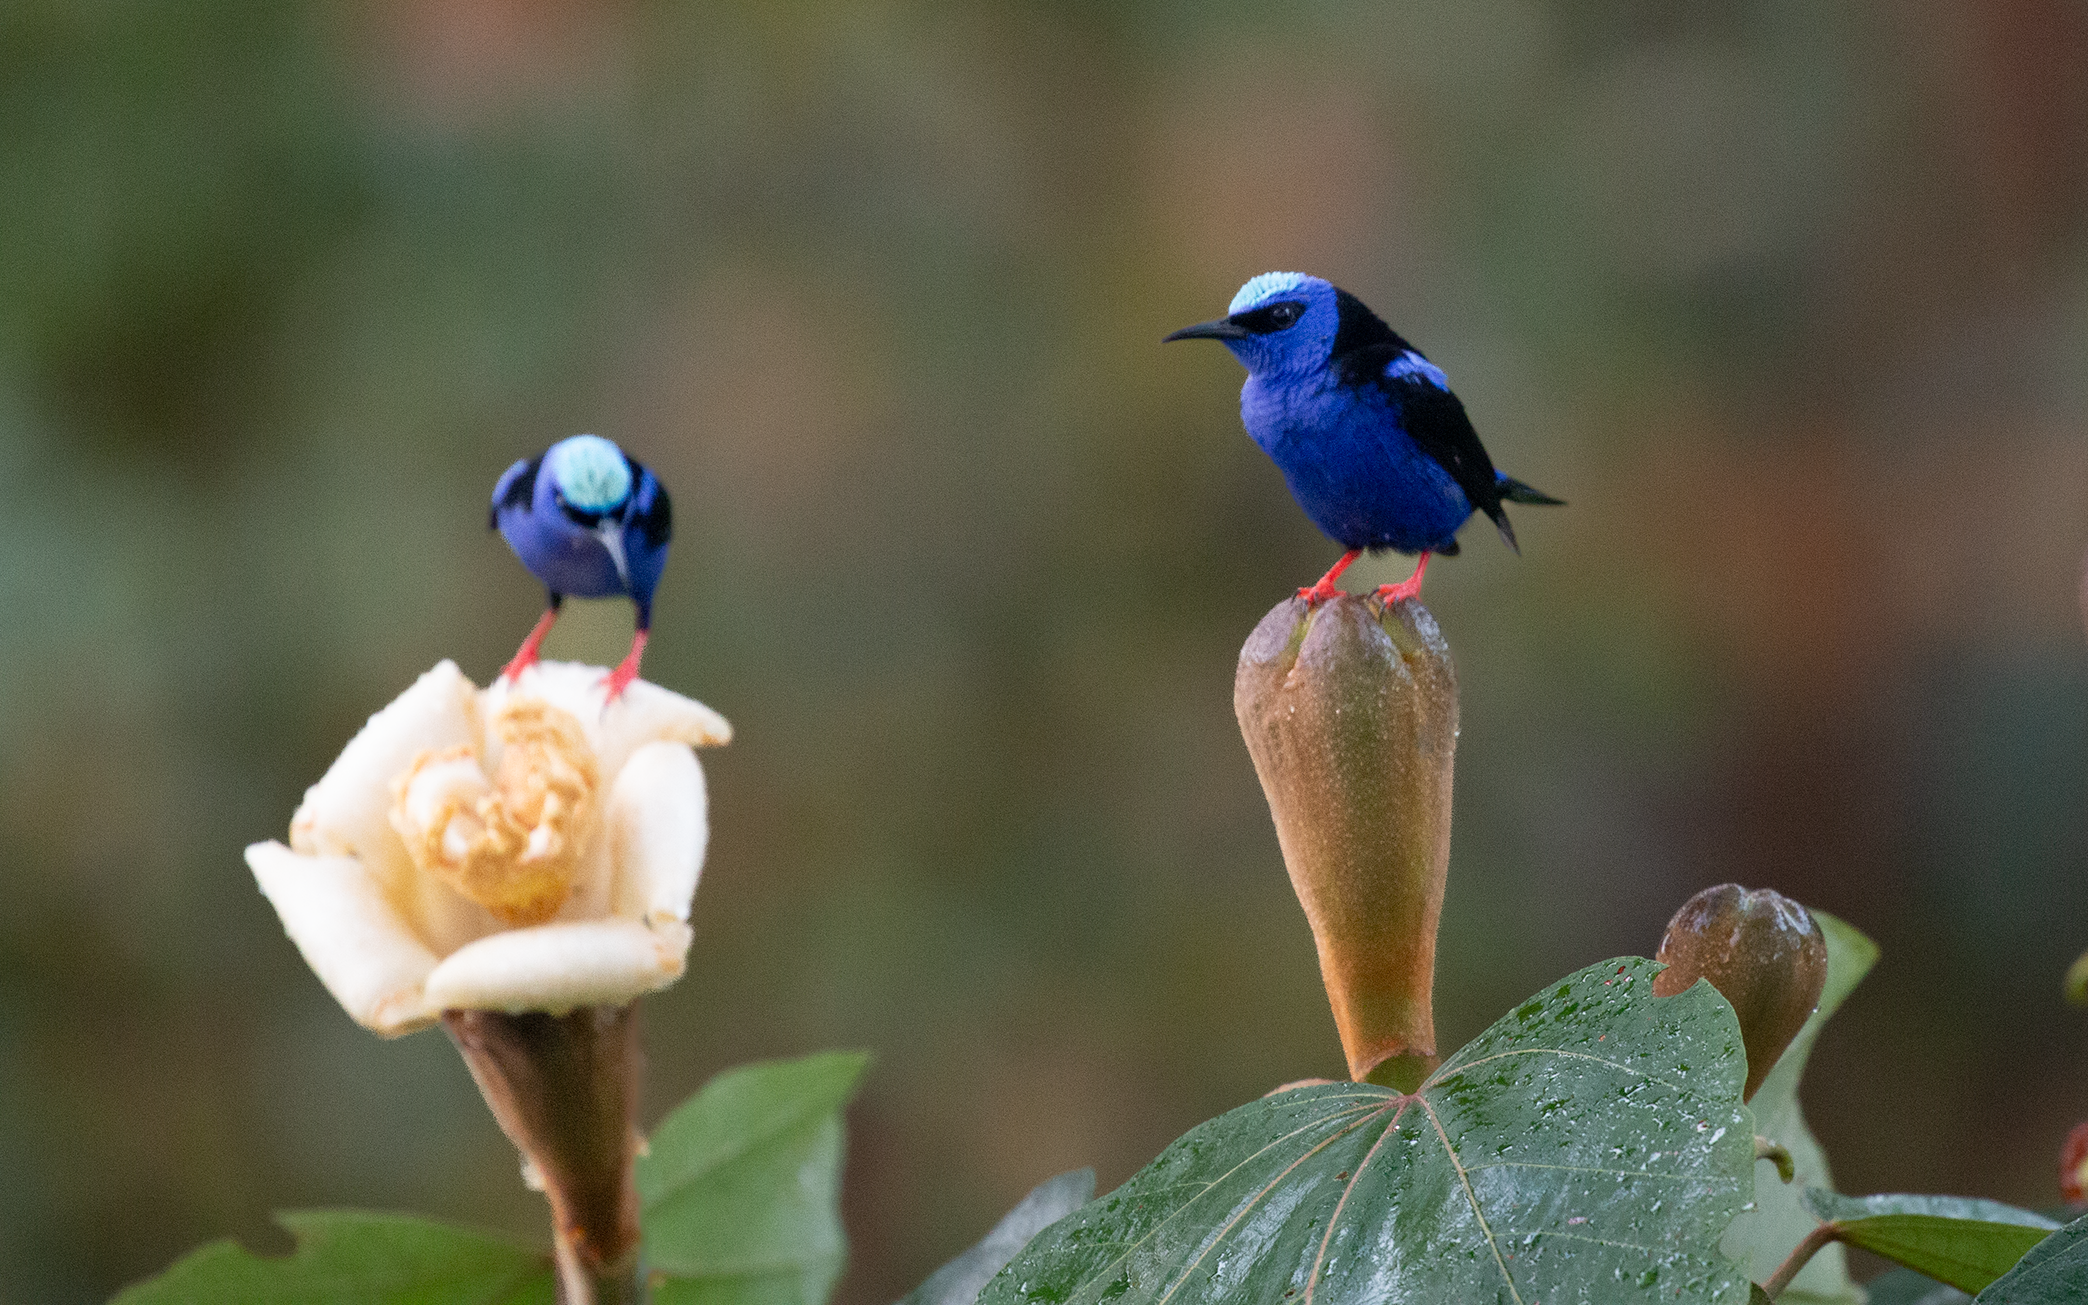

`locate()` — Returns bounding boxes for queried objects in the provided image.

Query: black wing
[1384,369,1501,519]
[1326,287,1521,549]
[1339,342,1504,520]
[489,455,541,528]
[625,456,672,548]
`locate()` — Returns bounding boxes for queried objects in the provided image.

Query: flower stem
[444,1004,646,1305]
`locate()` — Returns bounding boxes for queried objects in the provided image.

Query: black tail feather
[1498,475,1564,506]
[1490,507,1520,556]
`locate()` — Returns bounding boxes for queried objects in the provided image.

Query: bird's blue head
[546,434,633,515]
[1163,272,1343,377]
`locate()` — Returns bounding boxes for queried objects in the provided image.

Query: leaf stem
[1754,1135,1795,1184]
[1761,1222,1840,1300]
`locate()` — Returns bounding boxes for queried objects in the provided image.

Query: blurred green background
[4,1,2088,1300]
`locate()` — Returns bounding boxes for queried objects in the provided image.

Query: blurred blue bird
[1166,272,1560,604]
[490,433,672,700]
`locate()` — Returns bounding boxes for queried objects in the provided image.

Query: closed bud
[1653,884,1828,1101]
[1235,593,1457,1090]
[2063,948,2088,1006]
[2060,1120,2088,1207]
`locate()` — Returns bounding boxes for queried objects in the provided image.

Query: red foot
[1373,552,1433,606]
[501,608,560,683]
[1297,550,1363,604]
[601,629,649,703]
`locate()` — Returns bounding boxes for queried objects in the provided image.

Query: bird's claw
[1373,579,1423,606]
[599,661,642,704]
[598,629,650,705]
[1296,581,1344,604]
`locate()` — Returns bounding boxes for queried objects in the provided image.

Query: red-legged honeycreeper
[1166,272,1561,604]
[490,433,672,700]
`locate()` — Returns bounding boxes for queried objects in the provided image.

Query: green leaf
[638,1050,871,1305]
[1722,908,1877,1304]
[1975,1210,2088,1302]
[897,1170,1097,1305]
[109,1210,553,1305]
[1865,1268,1972,1305]
[980,957,1756,1305]
[1802,1190,2058,1294]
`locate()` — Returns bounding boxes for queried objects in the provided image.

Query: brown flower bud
[1653,884,1828,1101]
[1235,593,1457,1090]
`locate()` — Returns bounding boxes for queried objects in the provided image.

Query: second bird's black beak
[1163,316,1251,343]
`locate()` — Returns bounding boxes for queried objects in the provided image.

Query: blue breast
[497,472,630,599]
[1241,375,1474,552]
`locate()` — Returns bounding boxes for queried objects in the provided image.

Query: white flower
[247,660,731,1036]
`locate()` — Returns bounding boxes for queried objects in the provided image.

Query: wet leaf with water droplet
[979,958,1754,1305]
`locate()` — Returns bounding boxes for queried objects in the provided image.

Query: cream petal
[486,660,730,780]
[598,679,731,777]
[287,660,502,956]
[480,661,602,772]
[605,742,706,925]
[421,918,692,1014]
[552,822,616,924]
[290,660,480,868]
[404,863,511,958]
[247,841,441,1036]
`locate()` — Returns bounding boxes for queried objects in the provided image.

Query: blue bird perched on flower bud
[1166,272,1561,604]
[491,433,672,701]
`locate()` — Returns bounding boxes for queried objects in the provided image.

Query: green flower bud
[1652,884,1828,1102]
[1235,593,1457,1091]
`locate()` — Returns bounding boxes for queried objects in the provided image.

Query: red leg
[1373,551,1433,606]
[501,608,560,683]
[602,629,650,702]
[1298,550,1363,604]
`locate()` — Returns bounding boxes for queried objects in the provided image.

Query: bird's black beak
[1163,316,1251,343]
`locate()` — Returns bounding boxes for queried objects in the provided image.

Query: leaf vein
[1416,1095,1525,1305]
[1085,1103,1388,1305]
[1460,1161,1714,1182]
[1304,1096,1416,1305]
[1426,1047,1701,1096]
[1153,1103,1395,1305]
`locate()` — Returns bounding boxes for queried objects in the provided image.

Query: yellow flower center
[389,698,599,926]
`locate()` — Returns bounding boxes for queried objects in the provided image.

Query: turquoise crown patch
[547,434,633,513]
[1229,271,1312,315]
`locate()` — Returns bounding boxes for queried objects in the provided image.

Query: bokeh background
[4,1,2088,1299]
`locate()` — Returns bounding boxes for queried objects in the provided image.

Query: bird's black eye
[1232,300,1307,334]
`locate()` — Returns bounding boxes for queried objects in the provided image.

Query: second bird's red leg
[1374,551,1433,605]
[501,607,561,683]
[1298,550,1363,604]
[602,629,650,702]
